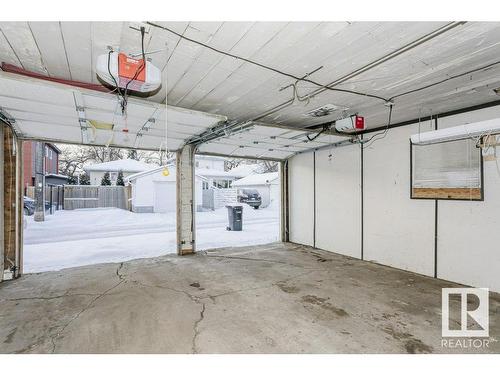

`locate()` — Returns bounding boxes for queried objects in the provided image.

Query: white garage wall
[315,146,361,258]
[288,152,314,246]
[437,106,500,292]
[288,104,500,291]
[133,175,155,208]
[363,123,436,276]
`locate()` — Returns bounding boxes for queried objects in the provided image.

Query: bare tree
[57,142,177,183]
[259,160,278,173]
[224,158,278,173]
[57,144,124,178]
[141,150,175,166]
[58,145,93,178]
[224,158,243,171]
[88,146,124,163]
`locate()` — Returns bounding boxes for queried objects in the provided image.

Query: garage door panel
[154,181,176,213]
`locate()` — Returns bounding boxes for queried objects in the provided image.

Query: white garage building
[232,171,280,208]
[126,166,179,213]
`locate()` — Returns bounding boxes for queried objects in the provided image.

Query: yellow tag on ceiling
[88,120,114,131]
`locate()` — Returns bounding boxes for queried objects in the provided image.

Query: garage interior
[1,21,500,354]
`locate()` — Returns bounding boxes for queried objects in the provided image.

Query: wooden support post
[2,125,19,278]
[176,145,196,255]
[16,138,23,276]
[0,123,4,281]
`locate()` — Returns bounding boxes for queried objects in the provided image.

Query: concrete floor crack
[192,302,206,354]
[130,279,200,302]
[116,262,125,280]
[1,293,101,302]
[49,279,125,353]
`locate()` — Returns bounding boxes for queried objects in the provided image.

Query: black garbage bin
[226,205,243,231]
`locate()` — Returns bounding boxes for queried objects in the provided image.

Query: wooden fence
[63,185,131,210]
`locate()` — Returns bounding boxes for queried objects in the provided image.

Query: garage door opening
[194,155,281,251]
[22,142,177,273]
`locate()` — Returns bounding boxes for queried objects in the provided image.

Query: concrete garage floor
[1,242,499,354]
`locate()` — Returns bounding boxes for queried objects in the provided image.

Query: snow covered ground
[23,203,279,273]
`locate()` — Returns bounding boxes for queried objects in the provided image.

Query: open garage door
[0,72,227,151]
[194,154,282,251]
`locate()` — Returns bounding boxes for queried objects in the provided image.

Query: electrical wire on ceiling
[306,124,330,142]
[389,59,500,102]
[148,21,498,157]
[146,21,389,103]
[357,103,393,148]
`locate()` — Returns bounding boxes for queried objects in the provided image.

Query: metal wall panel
[288,152,314,246]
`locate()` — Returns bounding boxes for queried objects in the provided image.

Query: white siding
[363,123,436,277]
[289,152,314,246]
[436,106,500,291]
[315,146,362,258]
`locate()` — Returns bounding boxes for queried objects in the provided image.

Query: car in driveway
[24,196,35,216]
[237,188,262,209]
[23,196,53,216]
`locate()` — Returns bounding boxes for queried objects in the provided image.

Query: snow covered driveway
[23,204,279,273]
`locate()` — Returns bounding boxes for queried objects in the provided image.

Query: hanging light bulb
[162,166,170,177]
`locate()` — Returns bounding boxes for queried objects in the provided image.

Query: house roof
[45,173,69,179]
[232,172,279,187]
[84,159,156,173]
[126,165,209,183]
[228,164,263,178]
[196,168,239,178]
[46,143,61,153]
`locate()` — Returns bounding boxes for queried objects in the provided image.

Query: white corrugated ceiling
[1,21,500,158]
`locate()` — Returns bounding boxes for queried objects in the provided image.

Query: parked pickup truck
[237,189,262,209]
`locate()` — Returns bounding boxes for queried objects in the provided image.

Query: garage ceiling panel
[196,124,350,160]
[0,72,226,151]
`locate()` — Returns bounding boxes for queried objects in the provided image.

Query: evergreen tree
[80,172,90,185]
[67,175,78,185]
[116,170,125,186]
[127,149,138,160]
[101,172,111,186]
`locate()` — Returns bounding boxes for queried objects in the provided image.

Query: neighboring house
[126,163,241,213]
[195,155,225,171]
[22,141,68,192]
[232,172,280,208]
[85,159,155,186]
[195,155,238,188]
[198,168,239,189]
[125,156,276,213]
